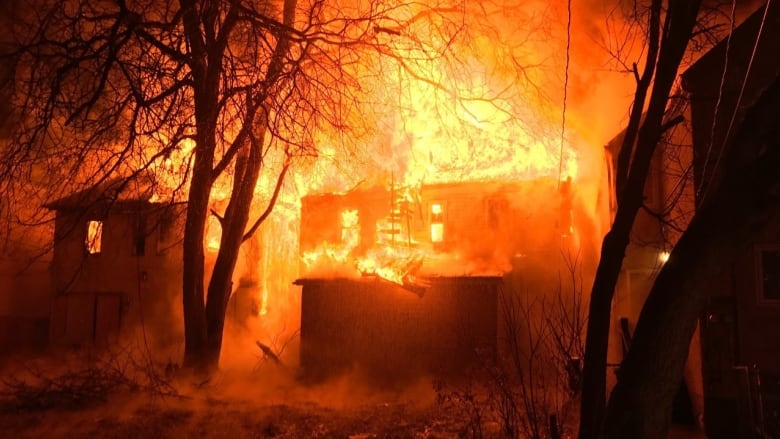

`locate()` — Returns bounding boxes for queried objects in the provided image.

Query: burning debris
[255,341,283,366]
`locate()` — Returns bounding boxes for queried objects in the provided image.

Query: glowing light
[206,216,221,252]
[340,209,360,247]
[659,251,670,264]
[86,220,103,254]
[430,203,444,243]
[301,209,362,271]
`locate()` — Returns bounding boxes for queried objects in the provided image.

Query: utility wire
[558,0,573,187]
[697,0,737,202]
[699,0,772,205]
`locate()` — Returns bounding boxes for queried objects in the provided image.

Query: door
[51,292,122,347]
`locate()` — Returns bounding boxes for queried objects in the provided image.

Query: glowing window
[86,220,103,254]
[430,203,444,243]
[340,209,360,247]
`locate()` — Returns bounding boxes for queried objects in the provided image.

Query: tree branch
[241,160,290,243]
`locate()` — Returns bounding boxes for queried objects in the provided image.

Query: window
[157,211,174,255]
[758,248,780,301]
[340,209,360,247]
[430,202,444,243]
[133,214,146,256]
[85,220,103,254]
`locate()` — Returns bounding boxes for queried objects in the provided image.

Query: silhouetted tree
[605,75,780,438]
[578,1,704,437]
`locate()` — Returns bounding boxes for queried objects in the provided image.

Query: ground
[0,362,472,439]
[0,388,708,438]
[0,397,466,438]
[0,353,707,439]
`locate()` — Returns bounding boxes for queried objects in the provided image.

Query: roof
[681,2,780,196]
[43,175,156,211]
[683,1,780,97]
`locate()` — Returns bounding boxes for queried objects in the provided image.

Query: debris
[256,341,283,365]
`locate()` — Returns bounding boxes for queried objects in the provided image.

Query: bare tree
[0,0,465,372]
[578,2,704,438]
[602,0,780,434]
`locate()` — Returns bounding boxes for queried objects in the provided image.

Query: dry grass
[0,352,473,439]
[0,390,470,439]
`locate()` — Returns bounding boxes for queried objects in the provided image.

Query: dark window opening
[157,211,175,255]
[760,249,780,300]
[134,214,146,256]
[486,196,508,230]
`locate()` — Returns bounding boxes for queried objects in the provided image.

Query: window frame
[84,219,104,255]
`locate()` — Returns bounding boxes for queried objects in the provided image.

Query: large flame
[296,2,586,286]
[143,1,615,324]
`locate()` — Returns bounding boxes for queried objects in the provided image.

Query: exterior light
[659,251,670,263]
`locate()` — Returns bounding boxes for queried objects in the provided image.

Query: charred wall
[297,276,500,385]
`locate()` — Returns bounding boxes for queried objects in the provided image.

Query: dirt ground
[0,369,473,439]
[0,396,466,439]
[0,395,709,439]
[0,353,707,439]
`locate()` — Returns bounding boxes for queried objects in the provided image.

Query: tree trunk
[203,135,265,370]
[604,77,780,439]
[578,3,702,438]
[195,0,297,371]
[180,0,220,372]
[182,167,211,370]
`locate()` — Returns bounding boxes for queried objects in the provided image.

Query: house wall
[683,2,780,199]
[683,4,780,435]
[297,276,500,385]
[49,203,184,350]
[298,179,602,385]
[603,104,702,423]
[301,178,598,276]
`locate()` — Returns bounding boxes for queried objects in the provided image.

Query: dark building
[682,2,780,437]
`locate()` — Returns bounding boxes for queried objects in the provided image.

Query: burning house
[296,176,601,383]
[44,178,184,349]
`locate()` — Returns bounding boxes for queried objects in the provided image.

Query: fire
[133,1,607,321]
[302,193,431,286]
[429,203,444,243]
[301,209,362,272]
[85,220,103,254]
[387,72,578,187]
[296,3,587,286]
